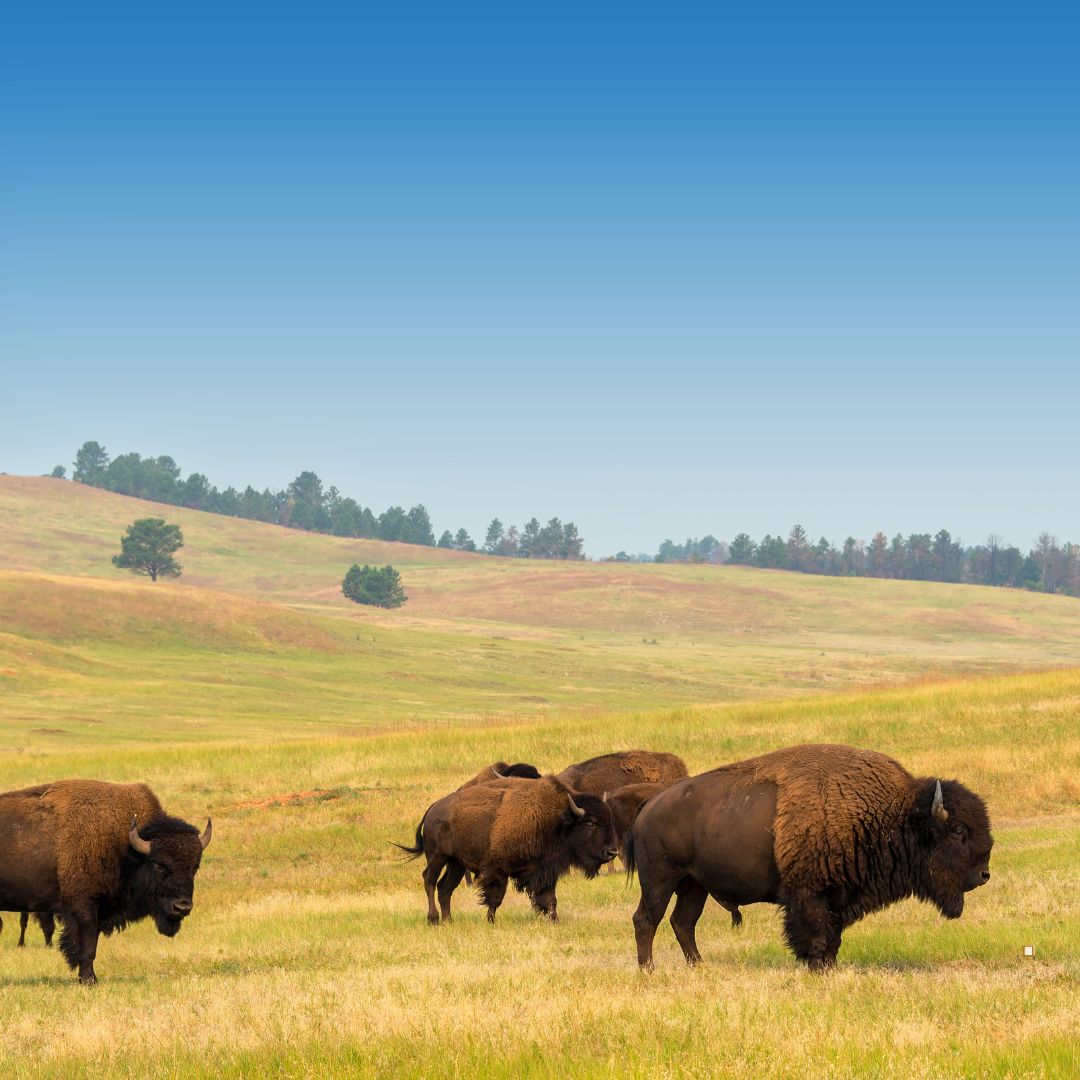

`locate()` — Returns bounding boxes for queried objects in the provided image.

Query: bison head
[128,815,212,936]
[915,778,993,919]
[558,793,618,878]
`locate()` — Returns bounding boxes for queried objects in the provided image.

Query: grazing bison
[458,762,542,790]
[557,751,688,794]
[0,780,211,983]
[396,775,617,924]
[627,744,993,971]
[0,911,56,947]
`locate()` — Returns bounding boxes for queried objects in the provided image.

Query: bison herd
[0,744,993,983]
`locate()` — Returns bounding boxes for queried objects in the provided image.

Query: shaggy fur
[40,780,166,902]
[557,751,688,793]
[604,782,673,856]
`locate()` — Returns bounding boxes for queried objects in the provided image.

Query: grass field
[2,477,1080,1077]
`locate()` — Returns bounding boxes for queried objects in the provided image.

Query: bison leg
[783,892,839,972]
[59,902,101,984]
[478,873,507,922]
[530,886,558,923]
[18,911,29,947]
[670,878,709,966]
[423,854,450,925]
[38,913,56,947]
[437,859,467,923]
[633,860,683,972]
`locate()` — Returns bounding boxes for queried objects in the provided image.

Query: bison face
[917,779,993,920]
[128,818,211,936]
[559,793,619,879]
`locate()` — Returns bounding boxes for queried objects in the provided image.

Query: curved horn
[567,795,586,818]
[490,766,507,779]
[200,818,213,850]
[129,816,152,855]
[931,781,948,822]
[603,791,608,803]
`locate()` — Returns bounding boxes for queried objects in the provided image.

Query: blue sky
[2,3,1077,556]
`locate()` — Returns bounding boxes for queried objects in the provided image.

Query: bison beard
[627,745,993,971]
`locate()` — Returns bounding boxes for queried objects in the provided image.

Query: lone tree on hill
[342,564,407,608]
[112,518,184,582]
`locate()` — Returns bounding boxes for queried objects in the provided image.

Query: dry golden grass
[0,672,1079,1077]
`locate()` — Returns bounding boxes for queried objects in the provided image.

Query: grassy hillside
[4,476,1080,713]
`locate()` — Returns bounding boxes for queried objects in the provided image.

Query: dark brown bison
[627,744,993,971]
[395,775,617,924]
[457,762,542,790]
[0,911,56,947]
[0,779,211,983]
[557,750,688,794]
[607,781,743,926]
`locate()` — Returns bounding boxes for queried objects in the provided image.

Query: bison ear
[567,795,586,818]
[129,816,152,855]
[200,818,213,850]
[931,781,949,822]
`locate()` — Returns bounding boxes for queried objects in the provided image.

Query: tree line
[651,525,1079,596]
[64,442,584,557]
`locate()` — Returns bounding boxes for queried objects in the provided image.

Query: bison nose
[605,848,619,861]
[981,871,990,883]
[171,899,193,917]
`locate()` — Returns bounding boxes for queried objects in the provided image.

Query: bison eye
[953,826,966,840]
[584,822,595,829]
[152,862,167,874]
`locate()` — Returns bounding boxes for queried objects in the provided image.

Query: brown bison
[557,750,688,794]
[627,744,993,971]
[0,911,56,947]
[396,775,617,924]
[0,779,211,983]
[455,763,541,885]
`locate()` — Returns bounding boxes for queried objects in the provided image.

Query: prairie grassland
[1,671,1080,1078]
[4,563,1080,752]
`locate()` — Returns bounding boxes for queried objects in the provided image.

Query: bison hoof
[731,911,743,928]
[78,974,97,986]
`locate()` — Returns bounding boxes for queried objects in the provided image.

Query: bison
[457,762,542,789]
[557,750,688,794]
[0,911,56,947]
[0,779,211,983]
[396,774,617,924]
[627,744,993,971]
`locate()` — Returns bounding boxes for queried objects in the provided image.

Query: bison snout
[605,848,619,861]
[964,866,991,890]
[171,899,193,917]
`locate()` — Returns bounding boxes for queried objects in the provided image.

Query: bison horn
[200,818,213,850]
[931,781,948,822]
[603,791,608,803]
[490,766,507,779]
[567,795,586,818]
[129,816,152,855]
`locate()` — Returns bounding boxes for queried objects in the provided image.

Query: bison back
[558,751,688,794]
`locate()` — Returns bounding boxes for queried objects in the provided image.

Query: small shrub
[342,564,407,609]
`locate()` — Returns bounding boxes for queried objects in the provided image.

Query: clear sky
[2,2,1077,557]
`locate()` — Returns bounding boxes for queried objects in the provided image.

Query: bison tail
[624,825,637,882]
[389,813,427,861]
